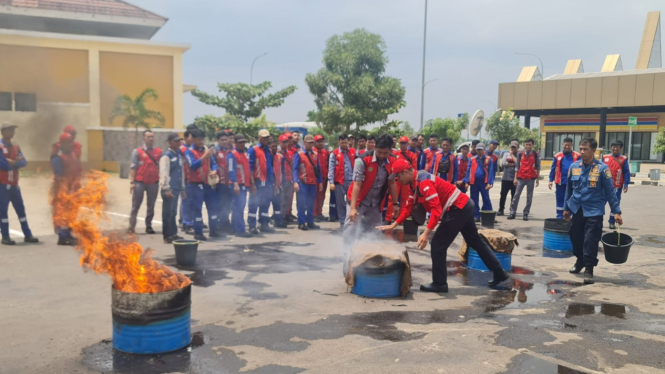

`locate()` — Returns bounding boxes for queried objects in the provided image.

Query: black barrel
[480,211,496,228]
[112,284,191,354]
[601,232,634,264]
[173,239,199,266]
[403,217,419,235]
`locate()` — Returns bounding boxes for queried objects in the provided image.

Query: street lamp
[515,52,544,78]
[250,52,268,85]
[419,0,428,131]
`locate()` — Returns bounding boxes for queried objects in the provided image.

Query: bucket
[480,210,496,228]
[352,259,405,298]
[112,284,191,354]
[543,219,572,252]
[403,217,419,235]
[173,240,199,267]
[467,248,511,272]
[601,232,634,264]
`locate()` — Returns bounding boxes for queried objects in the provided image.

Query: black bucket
[173,240,199,267]
[601,232,634,264]
[544,218,570,232]
[480,210,496,228]
[403,217,419,235]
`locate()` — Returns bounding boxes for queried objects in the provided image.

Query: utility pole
[250,52,268,85]
[419,0,428,130]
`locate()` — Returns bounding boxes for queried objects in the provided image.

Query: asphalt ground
[1,173,664,374]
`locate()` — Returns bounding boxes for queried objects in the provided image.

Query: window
[0,92,11,111]
[544,132,594,158]
[606,132,653,161]
[14,93,36,112]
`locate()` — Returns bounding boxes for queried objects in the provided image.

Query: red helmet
[63,125,77,135]
[59,133,73,142]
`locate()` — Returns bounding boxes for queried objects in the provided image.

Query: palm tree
[109,88,165,147]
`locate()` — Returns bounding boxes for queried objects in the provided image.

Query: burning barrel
[112,284,191,354]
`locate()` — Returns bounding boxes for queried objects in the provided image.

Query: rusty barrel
[112,284,191,354]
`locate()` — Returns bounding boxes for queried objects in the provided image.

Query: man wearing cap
[313,134,330,222]
[455,144,471,193]
[549,137,580,219]
[463,142,495,222]
[293,135,323,230]
[229,134,253,237]
[329,134,355,229]
[384,136,417,224]
[159,133,186,243]
[51,125,82,160]
[129,130,162,235]
[420,134,440,171]
[344,134,399,270]
[0,123,39,245]
[184,130,220,241]
[509,138,540,221]
[214,130,235,235]
[377,159,510,292]
[498,140,519,216]
[247,129,277,234]
[430,137,457,184]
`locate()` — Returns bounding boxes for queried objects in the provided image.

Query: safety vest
[554,151,580,184]
[135,146,161,184]
[179,144,190,182]
[215,148,229,185]
[516,151,538,180]
[394,149,417,170]
[488,152,498,170]
[163,149,183,191]
[315,147,330,180]
[603,154,627,188]
[423,147,439,172]
[431,151,455,183]
[297,149,318,185]
[252,145,268,182]
[0,142,21,185]
[468,156,490,185]
[332,148,356,184]
[232,150,251,187]
[280,149,293,183]
[186,147,211,184]
[457,155,469,182]
[347,152,394,207]
[273,152,283,186]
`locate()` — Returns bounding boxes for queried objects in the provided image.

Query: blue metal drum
[352,260,404,298]
[112,284,191,354]
[543,219,573,252]
[467,248,512,272]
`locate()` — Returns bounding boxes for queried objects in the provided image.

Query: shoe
[569,262,584,274]
[609,223,616,230]
[523,215,529,221]
[497,210,504,216]
[260,225,275,234]
[235,231,253,238]
[127,228,135,235]
[181,224,192,231]
[289,213,298,221]
[24,236,39,243]
[488,269,510,287]
[164,237,174,244]
[145,227,156,234]
[285,216,295,223]
[57,237,74,246]
[173,235,184,241]
[208,231,226,238]
[329,217,339,222]
[2,238,16,245]
[584,268,594,284]
[274,221,288,228]
[307,223,320,230]
[202,224,208,229]
[249,227,259,235]
[474,217,480,223]
[507,214,516,220]
[298,224,309,231]
[194,234,207,241]
[185,228,196,236]
[419,283,449,293]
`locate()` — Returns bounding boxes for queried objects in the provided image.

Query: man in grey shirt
[497,140,519,216]
[328,134,354,228]
[343,134,399,273]
[509,138,540,221]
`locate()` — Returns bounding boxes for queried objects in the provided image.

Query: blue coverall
[464,155,495,219]
[227,151,249,234]
[215,145,234,232]
[293,150,322,226]
[0,141,32,240]
[270,153,284,225]
[549,152,577,219]
[185,146,218,236]
[564,159,621,267]
[247,144,275,229]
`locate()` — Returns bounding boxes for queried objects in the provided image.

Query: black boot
[249,227,259,235]
[208,231,226,239]
[569,261,584,274]
[507,214,516,220]
[523,214,529,221]
[488,269,510,287]
[24,236,39,243]
[235,231,252,238]
[145,227,156,234]
[609,222,616,230]
[307,223,320,230]
[584,268,594,284]
[260,224,275,234]
[496,210,504,216]
[1,238,15,245]
[298,224,308,231]
[274,221,288,228]
[419,283,449,293]
[194,234,207,241]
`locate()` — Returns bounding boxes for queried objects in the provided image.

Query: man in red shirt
[313,135,330,221]
[378,159,509,293]
[384,136,417,223]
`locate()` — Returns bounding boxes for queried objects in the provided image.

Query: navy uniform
[564,158,621,284]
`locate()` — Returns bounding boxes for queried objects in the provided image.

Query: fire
[51,170,190,293]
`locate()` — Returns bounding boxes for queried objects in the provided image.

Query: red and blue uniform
[247,144,275,229]
[185,145,218,236]
[179,144,192,228]
[463,155,495,219]
[0,140,32,240]
[456,154,470,193]
[293,149,322,226]
[51,148,82,240]
[229,148,251,234]
[602,154,630,225]
[549,151,580,219]
[215,144,234,232]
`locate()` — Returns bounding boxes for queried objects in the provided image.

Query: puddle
[503,354,586,374]
[228,274,287,301]
[565,303,629,319]
[184,269,230,287]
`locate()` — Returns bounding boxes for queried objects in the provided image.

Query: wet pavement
[2,178,665,373]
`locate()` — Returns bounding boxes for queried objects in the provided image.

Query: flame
[51,170,190,293]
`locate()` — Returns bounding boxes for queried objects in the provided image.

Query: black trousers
[499,180,516,211]
[430,199,503,285]
[161,189,180,240]
[569,208,603,267]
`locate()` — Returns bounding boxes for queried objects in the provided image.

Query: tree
[305,28,406,135]
[191,81,297,123]
[421,114,468,145]
[193,114,278,143]
[486,109,540,148]
[654,127,665,154]
[108,88,165,146]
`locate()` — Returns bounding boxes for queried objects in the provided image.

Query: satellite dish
[469,110,485,137]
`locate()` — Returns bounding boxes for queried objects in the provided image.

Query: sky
[134,0,663,132]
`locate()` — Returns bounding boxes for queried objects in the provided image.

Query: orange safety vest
[135,147,162,184]
[553,151,580,184]
[252,145,268,182]
[468,156,490,185]
[297,149,318,185]
[603,154,627,188]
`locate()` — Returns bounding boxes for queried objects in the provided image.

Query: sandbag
[345,242,412,298]
[458,229,519,263]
